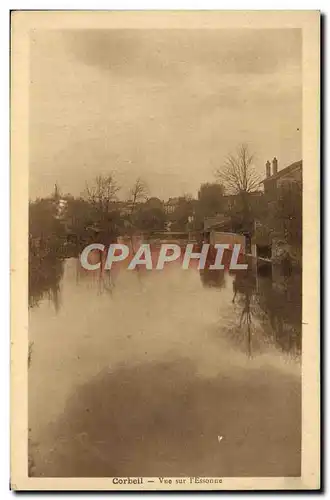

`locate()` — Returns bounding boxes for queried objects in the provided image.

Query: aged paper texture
[11,10,320,491]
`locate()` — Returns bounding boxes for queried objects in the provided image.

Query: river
[28,252,301,478]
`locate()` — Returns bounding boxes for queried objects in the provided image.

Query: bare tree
[84,174,120,215]
[216,145,261,249]
[216,144,261,195]
[124,178,149,252]
[128,177,149,214]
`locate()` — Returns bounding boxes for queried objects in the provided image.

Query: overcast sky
[29,29,302,201]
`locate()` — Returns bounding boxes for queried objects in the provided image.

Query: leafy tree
[273,182,302,247]
[144,197,163,210]
[169,195,195,232]
[134,205,167,232]
[196,182,225,226]
[65,196,94,231]
[29,198,66,252]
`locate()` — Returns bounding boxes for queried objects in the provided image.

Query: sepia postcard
[11,10,320,491]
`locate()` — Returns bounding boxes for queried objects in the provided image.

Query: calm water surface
[29,254,301,477]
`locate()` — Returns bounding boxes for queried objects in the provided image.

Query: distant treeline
[29,160,302,265]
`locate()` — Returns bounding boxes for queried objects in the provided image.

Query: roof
[204,214,229,231]
[224,191,263,197]
[165,197,181,205]
[262,160,302,184]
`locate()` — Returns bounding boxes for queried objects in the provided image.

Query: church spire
[53,183,60,200]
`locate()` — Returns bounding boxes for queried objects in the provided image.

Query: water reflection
[257,268,302,356]
[231,271,256,358]
[29,256,301,477]
[29,254,302,358]
[203,265,302,358]
[29,254,64,311]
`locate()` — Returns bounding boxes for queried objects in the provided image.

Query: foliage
[29,253,64,310]
[29,198,66,254]
[273,181,302,247]
[168,195,195,231]
[195,183,225,227]
[134,204,167,232]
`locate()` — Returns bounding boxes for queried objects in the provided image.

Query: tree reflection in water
[29,254,64,311]
[230,264,302,358]
[231,270,256,358]
[257,266,302,357]
[200,263,301,358]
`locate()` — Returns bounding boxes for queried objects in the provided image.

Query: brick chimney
[266,160,271,178]
[272,157,278,176]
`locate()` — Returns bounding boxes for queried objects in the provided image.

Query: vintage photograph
[11,11,320,491]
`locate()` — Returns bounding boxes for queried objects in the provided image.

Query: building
[222,191,264,222]
[164,197,181,215]
[252,158,303,266]
[262,158,302,198]
[202,215,246,258]
[203,214,228,233]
